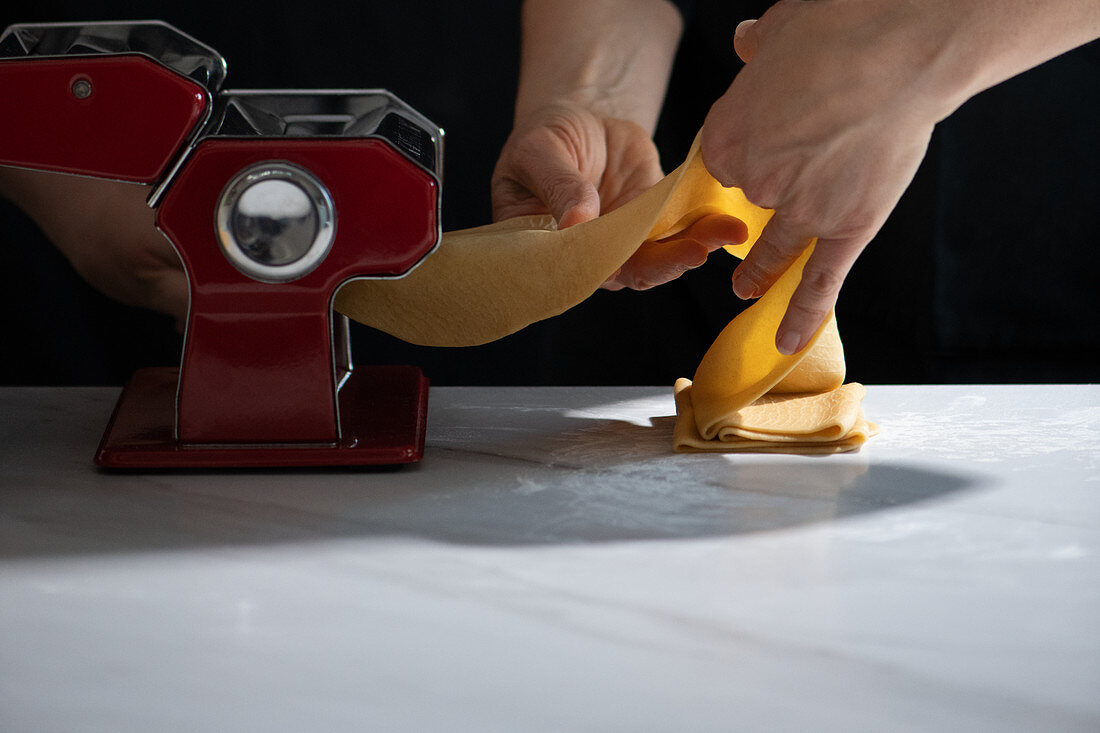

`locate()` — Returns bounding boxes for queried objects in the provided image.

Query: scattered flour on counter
[873,404,1100,466]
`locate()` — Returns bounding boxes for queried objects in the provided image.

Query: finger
[774,237,863,355]
[490,177,549,222]
[517,152,600,226]
[612,214,748,291]
[733,19,758,62]
[601,266,626,291]
[490,143,602,226]
[608,238,710,291]
[731,214,809,300]
[655,214,748,252]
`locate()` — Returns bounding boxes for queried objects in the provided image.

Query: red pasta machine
[0,21,443,468]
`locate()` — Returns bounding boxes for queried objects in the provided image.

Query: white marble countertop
[1,384,1097,732]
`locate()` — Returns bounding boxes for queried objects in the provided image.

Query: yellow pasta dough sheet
[334,135,877,454]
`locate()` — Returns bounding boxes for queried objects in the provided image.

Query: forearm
[915,0,1100,119]
[516,0,683,132]
[702,0,1100,354]
[0,166,187,321]
[0,166,44,214]
[0,167,140,261]
[0,166,88,247]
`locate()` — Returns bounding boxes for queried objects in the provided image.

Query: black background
[2,2,1097,385]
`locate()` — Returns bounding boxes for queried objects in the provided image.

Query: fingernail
[557,201,580,228]
[776,331,802,355]
[731,273,757,300]
[734,20,753,40]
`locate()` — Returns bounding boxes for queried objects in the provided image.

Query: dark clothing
[2,2,1097,385]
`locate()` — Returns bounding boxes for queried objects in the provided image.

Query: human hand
[492,103,745,290]
[0,168,188,328]
[701,1,953,354]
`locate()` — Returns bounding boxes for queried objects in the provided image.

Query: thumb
[733,19,759,63]
[534,165,600,228]
[491,143,601,225]
[557,181,601,229]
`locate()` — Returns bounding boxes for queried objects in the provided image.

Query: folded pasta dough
[674,242,877,453]
[334,135,876,454]
[673,379,876,454]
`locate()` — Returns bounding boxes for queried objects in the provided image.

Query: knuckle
[786,296,832,326]
[538,171,585,207]
[700,146,735,188]
[778,198,818,231]
[490,174,523,200]
[739,169,785,209]
[735,261,768,291]
[752,227,802,266]
[744,242,783,271]
[700,126,748,187]
[799,265,845,299]
[739,181,772,208]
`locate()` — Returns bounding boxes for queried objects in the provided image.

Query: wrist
[0,167,52,223]
[515,0,681,133]
[511,98,620,137]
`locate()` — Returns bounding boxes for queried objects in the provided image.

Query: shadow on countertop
[0,388,982,558]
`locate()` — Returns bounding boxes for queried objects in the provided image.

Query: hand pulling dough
[334,135,876,454]
[333,136,766,347]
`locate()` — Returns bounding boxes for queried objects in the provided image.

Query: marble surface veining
[1,384,1097,732]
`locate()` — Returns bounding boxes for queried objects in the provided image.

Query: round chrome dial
[215,161,336,283]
